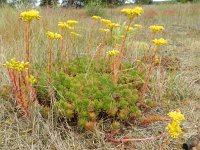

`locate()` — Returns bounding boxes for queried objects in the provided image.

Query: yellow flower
[107,49,120,56]
[134,24,142,29]
[149,25,164,32]
[46,31,62,40]
[155,57,161,64]
[152,38,168,46]
[66,20,78,26]
[167,110,185,123]
[119,35,125,38]
[58,22,74,30]
[121,7,144,20]
[99,28,110,33]
[70,32,81,37]
[101,19,112,25]
[112,36,119,40]
[113,43,120,47]
[3,58,29,72]
[92,16,101,20]
[26,75,36,84]
[20,10,41,22]
[125,26,134,32]
[108,23,120,30]
[166,110,185,139]
[166,122,183,139]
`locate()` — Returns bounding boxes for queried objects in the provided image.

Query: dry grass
[0,3,200,150]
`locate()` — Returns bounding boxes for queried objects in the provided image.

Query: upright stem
[61,28,64,63]
[95,43,103,70]
[66,32,70,63]
[140,47,158,102]
[17,72,28,114]
[48,39,53,81]
[143,33,156,64]
[25,22,31,77]
[114,21,131,83]
[21,70,27,86]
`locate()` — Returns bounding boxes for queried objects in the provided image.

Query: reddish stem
[95,43,103,69]
[60,28,64,64]
[140,47,158,102]
[21,70,27,86]
[114,21,132,83]
[106,132,167,143]
[65,32,70,64]
[25,22,31,77]
[17,72,28,114]
[143,33,156,64]
[48,39,53,81]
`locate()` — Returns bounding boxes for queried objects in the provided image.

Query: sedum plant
[37,57,144,130]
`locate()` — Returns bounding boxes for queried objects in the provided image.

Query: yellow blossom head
[26,75,36,84]
[121,7,144,20]
[58,22,74,30]
[107,49,120,56]
[134,24,142,29]
[92,16,101,20]
[125,26,134,32]
[108,23,120,30]
[3,58,29,72]
[46,31,62,40]
[149,25,164,32]
[20,10,41,22]
[113,43,120,47]
[167,110,185,123]
[99,28,110,33]
[152,38,168,46]
[155,57,161,64]
[66,20,78,26]
[112,35,119,40]
[166,110,185,139]
[101,19,112,25]
[119,35,125,39]
[70,31,81,37]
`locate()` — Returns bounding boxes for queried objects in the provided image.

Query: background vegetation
[0,2,199,150]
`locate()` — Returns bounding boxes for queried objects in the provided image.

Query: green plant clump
[37,57,144,130]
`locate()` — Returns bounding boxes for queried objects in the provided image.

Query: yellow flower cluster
[155,57,161,64]
[66,20,78,26]
[107,50,120,56]
[149,25,165,32]
[70,32,81,37]
[152,38,168,46]
[112,35,125,40]
[121,7,144,20]
[112,35,119,40]
[2,58,29,72]
[101,19,112,25]
[100,18,120,31]
[99,28,110,33]
[166,110,185,138]
[20,10,41,22]
[168,110,185,122]
[46,31,62,40]
[92,16,101,20]
[134,24,143,29]
[125,26,134,32]
[58,22,74,30]
[108,23,120,30]
[26,75,36,84]
[113,43,120,47]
